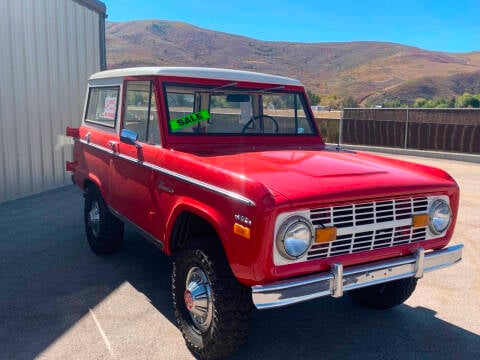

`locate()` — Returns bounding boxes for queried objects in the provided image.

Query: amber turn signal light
[412,214,429,228]
[315,227,337,243]
[234,223,250,239]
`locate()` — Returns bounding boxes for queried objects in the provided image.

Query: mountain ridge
[106,20,480,104]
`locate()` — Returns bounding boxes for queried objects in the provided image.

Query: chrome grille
[308,197,429,260]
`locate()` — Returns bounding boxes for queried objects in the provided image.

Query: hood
[200,149,456,205]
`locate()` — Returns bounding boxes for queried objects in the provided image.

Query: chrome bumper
[252,244,463,310]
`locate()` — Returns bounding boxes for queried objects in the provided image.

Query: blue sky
[105,0,480,53]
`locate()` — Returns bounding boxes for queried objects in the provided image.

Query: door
[108,79,163,236]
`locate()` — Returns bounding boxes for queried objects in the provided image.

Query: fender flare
[83,173,107,200]
[165,197,230,256]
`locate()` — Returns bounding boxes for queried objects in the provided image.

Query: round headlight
[429,199,451,235]
[277,216,313,259]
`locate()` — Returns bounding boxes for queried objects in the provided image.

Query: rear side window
[85,86,120,128]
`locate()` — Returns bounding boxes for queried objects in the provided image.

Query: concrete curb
[329,144,480,164]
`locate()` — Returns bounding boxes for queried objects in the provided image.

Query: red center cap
[184,290,194,310]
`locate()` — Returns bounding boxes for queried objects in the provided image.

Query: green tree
[264,94,287,109]
[455,93,480,108]
[463,95,480,108]
[322,94,342,109]
[434,101,449,108]
[342,96,359,108]
[448,97,456,107]
[414,98,427,108]
[306,90,320,105]
[128,91,147,106]
[210,95,228,108]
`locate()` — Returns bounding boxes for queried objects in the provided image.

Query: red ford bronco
[66,67,463,359]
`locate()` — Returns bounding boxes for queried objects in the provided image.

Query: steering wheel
[241,115,279,134]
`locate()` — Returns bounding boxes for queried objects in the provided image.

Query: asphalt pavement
[0,154,479,359]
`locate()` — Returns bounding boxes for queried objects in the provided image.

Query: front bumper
[252,244,463,309]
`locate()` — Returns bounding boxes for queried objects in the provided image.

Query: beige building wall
[0,0,106,202]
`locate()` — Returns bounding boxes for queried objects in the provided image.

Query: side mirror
[120,129,141,148]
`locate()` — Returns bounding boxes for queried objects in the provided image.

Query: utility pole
[404,106,409,149]
[338,106,344,148]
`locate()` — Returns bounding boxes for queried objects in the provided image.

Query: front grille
[307,197,429,260]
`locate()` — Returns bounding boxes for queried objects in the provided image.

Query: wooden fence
[316,108,480,154]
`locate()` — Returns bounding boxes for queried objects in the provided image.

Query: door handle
[108,140,119,152]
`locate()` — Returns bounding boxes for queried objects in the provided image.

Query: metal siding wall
[0,1,13,200]
[0,0,103,202]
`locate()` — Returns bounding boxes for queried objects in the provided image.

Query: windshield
[164,84,316,136]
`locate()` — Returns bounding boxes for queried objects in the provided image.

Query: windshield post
[294,95,299,133]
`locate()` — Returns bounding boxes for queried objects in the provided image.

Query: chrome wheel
[184,266,212,333]
[84,186,124,255]
[173,238,254,359]
[88,200,101,237]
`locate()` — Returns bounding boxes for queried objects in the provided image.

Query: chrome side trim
[80,138,107,152]
[145,162,256,206]
[252,244,463,309]
[78,139,255,206]
[109,207,164,251]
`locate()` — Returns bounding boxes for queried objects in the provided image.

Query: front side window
[164,84,316,136]
[124,81,160,144]
[85,87,119,128]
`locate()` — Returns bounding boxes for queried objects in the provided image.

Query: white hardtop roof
[89,67,303,86]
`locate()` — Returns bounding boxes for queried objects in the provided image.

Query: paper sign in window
[101,96,117,120]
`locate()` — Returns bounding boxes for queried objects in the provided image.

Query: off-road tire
[348,277,418,310]
[84,185,124,255]
[172,237,253,360]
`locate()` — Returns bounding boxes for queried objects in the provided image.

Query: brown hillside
[106,20,480,102]
[365,71,480,105]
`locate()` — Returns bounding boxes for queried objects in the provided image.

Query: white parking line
[89,308,115,357]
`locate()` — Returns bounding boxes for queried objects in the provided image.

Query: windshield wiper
[253,85,285,93]
[210,82,238,91]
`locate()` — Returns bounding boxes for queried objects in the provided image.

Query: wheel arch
[83,175,106,199]
[167,202,229,257]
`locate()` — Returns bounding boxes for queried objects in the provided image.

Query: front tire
[172,237,253,360]
[348,277,418,309]
[84,185,124,255]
